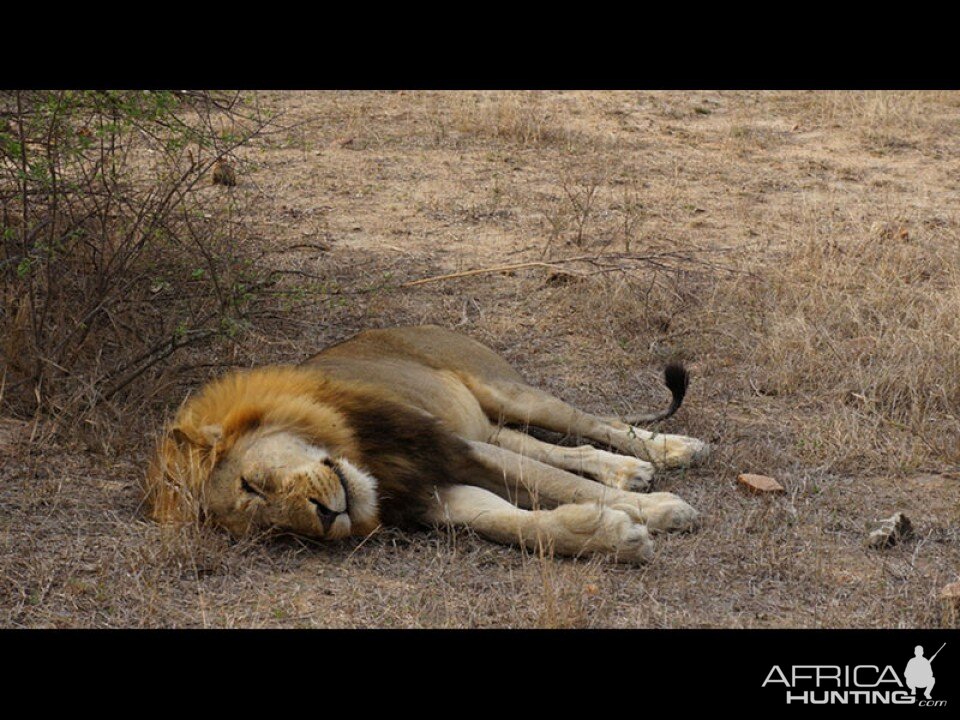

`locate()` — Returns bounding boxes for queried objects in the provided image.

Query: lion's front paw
[610,492,699,533]
[551,504,653,563]
[614,520,655,563]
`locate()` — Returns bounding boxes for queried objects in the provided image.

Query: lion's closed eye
[240,477,266,499]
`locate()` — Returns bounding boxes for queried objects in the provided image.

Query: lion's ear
[170,424,223,448]
[199,424,223,446]
[169,426,194,447]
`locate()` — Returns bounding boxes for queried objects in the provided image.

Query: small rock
[737,473,784,494]
[942,582,960,597]
[212,160,237,187]
[867,512,913,549]
[940,582,960,626]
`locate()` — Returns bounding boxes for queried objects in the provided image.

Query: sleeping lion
[146,326,709,563]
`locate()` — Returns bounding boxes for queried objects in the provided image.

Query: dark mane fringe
[332,390,503,529]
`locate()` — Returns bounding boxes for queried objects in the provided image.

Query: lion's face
[189,427,379,539]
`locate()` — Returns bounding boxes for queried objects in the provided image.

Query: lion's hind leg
[429,484,654,564]
[489,426,655,492]
[463,377,709,471]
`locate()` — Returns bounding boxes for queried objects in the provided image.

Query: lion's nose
[309,498,342,534]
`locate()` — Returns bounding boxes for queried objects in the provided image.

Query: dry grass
[451,91,575,148]
[2,90,958,628]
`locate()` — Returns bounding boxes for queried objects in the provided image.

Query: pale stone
[737,473,785,494]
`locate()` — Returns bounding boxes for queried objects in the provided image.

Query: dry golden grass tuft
[751,236,958,468]
[451,91,573,147]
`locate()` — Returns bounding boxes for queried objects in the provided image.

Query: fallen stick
[399,248,744,289]
[400,257,595,288]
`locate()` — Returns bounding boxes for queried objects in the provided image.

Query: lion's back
[309,325,525,385]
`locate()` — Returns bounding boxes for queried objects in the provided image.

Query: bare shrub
[0,91,285,440]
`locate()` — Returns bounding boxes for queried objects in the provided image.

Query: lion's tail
[601,362,690,425]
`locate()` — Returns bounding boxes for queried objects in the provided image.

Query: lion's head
[145,367,380,539]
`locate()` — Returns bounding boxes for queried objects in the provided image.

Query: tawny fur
[146,363,508,531]
[145,325,707,562]
[147,367,360,524]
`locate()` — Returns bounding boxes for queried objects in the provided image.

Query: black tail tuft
[599,361,692,425]
[663,362,689,410]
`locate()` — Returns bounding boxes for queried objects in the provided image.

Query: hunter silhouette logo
[905,644,945,700]
[762,643,948,707]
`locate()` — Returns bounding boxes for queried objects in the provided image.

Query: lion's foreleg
[467,441,698,533]
[429,484,653,563]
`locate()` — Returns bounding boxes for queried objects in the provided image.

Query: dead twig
[402,259,591,288]
[400,249,743,288]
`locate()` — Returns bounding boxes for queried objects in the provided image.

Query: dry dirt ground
[2,91,958,627]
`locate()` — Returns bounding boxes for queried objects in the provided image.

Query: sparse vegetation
[0,91,294,447]
[1,90,957,628]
